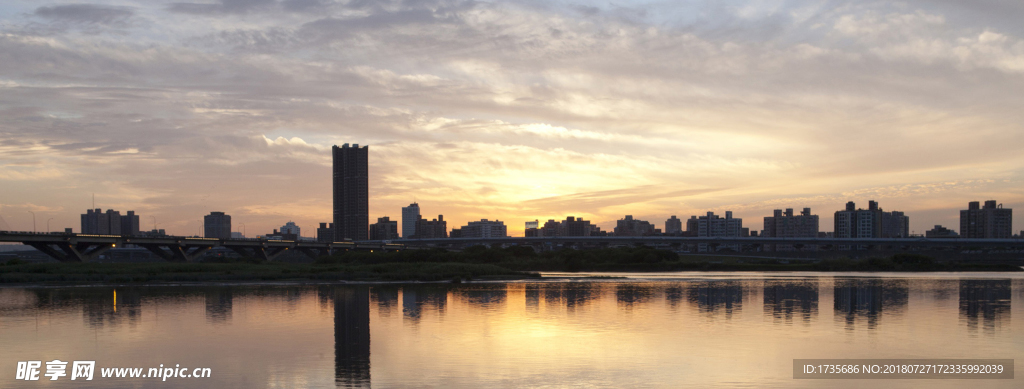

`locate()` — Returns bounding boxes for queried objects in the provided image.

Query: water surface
[1,272,1022,388]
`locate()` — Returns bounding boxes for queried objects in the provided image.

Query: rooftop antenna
[92,193,95,209]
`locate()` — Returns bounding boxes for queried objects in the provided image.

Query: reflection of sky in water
[0,274,1022,388]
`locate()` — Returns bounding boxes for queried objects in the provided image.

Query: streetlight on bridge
[27,210,35,233]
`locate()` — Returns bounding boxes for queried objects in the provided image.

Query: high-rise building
[762,208,819,251]
[540,219,560,237]
[665,216,683,235]
[614,215,657,236]
[333,144,369,241]
[685,216,699,237]
[81,208,124,235]
[81,208,101,234]
[120,211,140,236]
[834,201,880,239]
[960,200,1012,239]
[834,200,909,239]
[563,216,601,236]
[533,217,603,237]
[450,219,507,238]
[415,215,447,239]
[317,223,335,243]
[279,221,301,237]
[881,211,909,238]
[104,210,121,235]
[204,212,232,239]
[695,211,744,252]
[401,203,420,239]
[524,220,540,237]
[370,217,399,240]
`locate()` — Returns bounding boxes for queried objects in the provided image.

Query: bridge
[5,231,1024,263]
[0,231,404,262]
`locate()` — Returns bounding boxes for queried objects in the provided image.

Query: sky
[1,0,1023,238]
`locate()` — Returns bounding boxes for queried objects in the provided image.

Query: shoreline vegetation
[1,246,1020,284]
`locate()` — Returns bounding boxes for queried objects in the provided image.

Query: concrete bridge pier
[137,243,213,262]
[25,241,113,263]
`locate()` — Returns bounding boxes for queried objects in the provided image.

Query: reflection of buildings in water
[204,288,233,323]
[453,286,507,309]
[284,288,303,309]
[402,286,448,322]
[372,286,399,317]
[335,286,371,388]
[764,280,818,323]
[959,279,1011,332]
[665,286,684,309]
[930,280,958,301]
[317,286,333,312]
[687,281,743,317]
[533,283,599,313]
[616,284,654,309]
[833,279,908,329]
[561,284,597,311]
[525,284,540,312]
[81,288,142,328]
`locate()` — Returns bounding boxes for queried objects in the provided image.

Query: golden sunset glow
[1,1,1023,237]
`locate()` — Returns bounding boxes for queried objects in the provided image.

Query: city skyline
[1,0,1023,237]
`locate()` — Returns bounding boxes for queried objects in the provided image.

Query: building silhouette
[333,144,369,241]
[960,200,1012,239]
[317,223,335,243]
[369,217,399,240]
[881,211,909,238]
[834,201,909,241]
[120,211,140,236]
[614,215,658,236]
[401,203,420,239]
[925,225,958,238]
[279,221,300,237]
[204,212,231,239]
[450,219,507,238]
[534,216,603,237]
[762,208,819,251]
[665,216,683,235]
[694,211,744,252]
[81,209,124,235]
[415,215,447,239]
[524,220,540,237]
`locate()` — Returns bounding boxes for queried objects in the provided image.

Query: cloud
[1,0,1023,236]
[33,4,135,27]
[167,0,277,15]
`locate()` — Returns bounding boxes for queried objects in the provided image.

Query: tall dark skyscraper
[333,144,369,241]
[204,211,232,239]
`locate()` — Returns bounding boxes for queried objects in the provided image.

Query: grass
[2,247,1019,284]
[0,260,539,284]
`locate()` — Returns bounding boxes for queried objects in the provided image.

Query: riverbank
[319,246,1023,273]
[0,261,538,284]
[2,247,1019,284]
